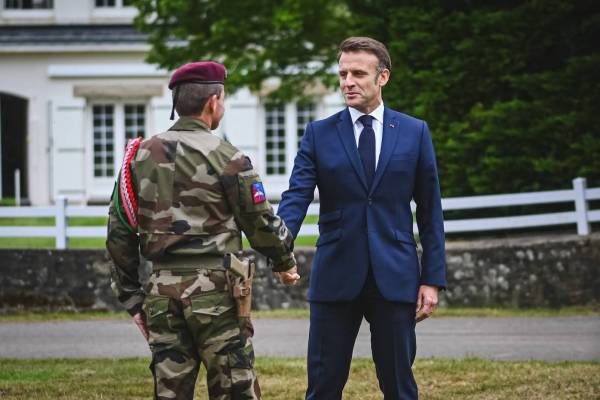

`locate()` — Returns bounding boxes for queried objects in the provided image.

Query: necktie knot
[359,114,374,129]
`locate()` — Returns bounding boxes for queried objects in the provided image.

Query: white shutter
[149,100,173,137]
[50,99,86,203]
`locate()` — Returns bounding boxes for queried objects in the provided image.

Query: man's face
[210,88,225,130]
[338,50,389,113]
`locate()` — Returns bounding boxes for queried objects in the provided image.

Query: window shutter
[49,99,86,203]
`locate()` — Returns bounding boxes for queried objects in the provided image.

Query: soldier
[106,61,300,400]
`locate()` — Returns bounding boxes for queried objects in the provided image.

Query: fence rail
[0,177,598,249]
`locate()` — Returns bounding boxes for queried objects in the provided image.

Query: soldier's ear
[207,93,217,113]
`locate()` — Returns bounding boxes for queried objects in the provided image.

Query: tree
[134,0,600,195]
[134,0,348,97]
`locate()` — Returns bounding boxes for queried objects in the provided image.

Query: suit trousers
[305,269,418,400]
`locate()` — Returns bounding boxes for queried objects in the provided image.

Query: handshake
[274,265,301,286]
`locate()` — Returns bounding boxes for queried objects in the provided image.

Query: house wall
[0,0,137,25]
[0,1,346,205]
[0,52,172,204]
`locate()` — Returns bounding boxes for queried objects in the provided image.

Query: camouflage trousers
[143,268,261,400]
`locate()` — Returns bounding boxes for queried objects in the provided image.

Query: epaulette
[114,137,142,232]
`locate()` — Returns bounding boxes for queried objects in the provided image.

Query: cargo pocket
[190,291,235,317]
[227,337,258,398]
[143,295,171,346]
[189,291,237,345]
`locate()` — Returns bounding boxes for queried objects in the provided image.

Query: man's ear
[378,69,390,87]
[207,93,217,113]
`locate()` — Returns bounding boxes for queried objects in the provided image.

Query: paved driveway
[1,317,598,361]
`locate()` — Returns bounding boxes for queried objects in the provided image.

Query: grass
[0,236,318,249]
[0,217,109,249]
[0,357,597,399]
[0,238,107,249]
[1,305,598,323]
[0,216,320,248]
[0,198,16,206]
[0,217,108,227]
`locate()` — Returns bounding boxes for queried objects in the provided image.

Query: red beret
[168,61,227,89]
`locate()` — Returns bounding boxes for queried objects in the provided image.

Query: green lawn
[1,305,598,323]
[0,217,110,248]
[0,236,319,249]
[0,217,108,227]
[0,357,597,399]
[0,216,320,248]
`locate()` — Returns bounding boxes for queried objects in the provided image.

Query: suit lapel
[370,107,399,195]
[336,109,368,191]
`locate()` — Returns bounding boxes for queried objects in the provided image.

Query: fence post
[573,177,590,236]
[14,169,21,207]
[55,196,67,249]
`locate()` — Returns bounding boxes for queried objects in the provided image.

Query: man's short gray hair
[174,82,223,116]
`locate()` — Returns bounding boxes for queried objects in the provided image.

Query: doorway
[0,93,28,201]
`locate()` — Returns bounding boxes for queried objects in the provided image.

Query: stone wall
[0,233,598,312]
[442,233,600,307]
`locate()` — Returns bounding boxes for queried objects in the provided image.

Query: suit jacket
[278,107,447,303]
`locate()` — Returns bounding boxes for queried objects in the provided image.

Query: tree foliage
[134,0,600,196]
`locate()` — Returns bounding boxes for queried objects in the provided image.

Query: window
[95,0,115,6]
[264,102,316,176]
[92,103,145,178]
[95,0,133,7]
[5,0,53,8]
[93,105,115,178]
[296,102,315,149]
[265,104,286,175]
[124,104,145,140]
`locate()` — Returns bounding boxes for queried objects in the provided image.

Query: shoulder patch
[251,182,266,204]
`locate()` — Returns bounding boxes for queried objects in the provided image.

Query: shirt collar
[349,102,385,126]
[169,116,211,132]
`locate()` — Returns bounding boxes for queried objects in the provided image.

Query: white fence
[0,177,598,249]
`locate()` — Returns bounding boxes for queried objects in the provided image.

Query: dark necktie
[358,115,375,188]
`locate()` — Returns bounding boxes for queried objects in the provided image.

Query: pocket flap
[144,296,170,319]
[191,292,235,316]
[316,229,342,247]
[391,152,417,161]
[394,230,416,245]
[319,209,342,224]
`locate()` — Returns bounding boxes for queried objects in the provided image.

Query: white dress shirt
[348,102,384,169]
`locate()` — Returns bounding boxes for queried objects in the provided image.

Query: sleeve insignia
[251,182,266,204]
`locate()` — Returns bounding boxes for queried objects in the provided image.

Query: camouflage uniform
[106,116,295,400]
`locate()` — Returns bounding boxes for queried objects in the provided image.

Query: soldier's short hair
[338,36,391,74]
[174,83,224,117]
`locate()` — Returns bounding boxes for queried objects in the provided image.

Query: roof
[0,24,148,46]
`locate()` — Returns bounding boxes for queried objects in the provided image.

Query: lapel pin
[389,123,395,128]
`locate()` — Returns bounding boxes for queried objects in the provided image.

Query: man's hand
[415,284,439,323]
[274,265,300,286]
[132,311,149,341]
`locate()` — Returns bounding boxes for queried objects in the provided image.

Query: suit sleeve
[413,121,447,289]
[277,122,318,238]
[106,181,144,316]
[221,154,296,273]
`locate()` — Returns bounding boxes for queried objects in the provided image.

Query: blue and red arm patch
[251,182,266,204]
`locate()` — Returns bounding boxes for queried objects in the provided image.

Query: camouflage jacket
[106,117,295,315]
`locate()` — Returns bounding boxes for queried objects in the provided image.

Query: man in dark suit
[277,37,447,399]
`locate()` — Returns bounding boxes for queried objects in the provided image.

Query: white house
[0,0,343,205]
